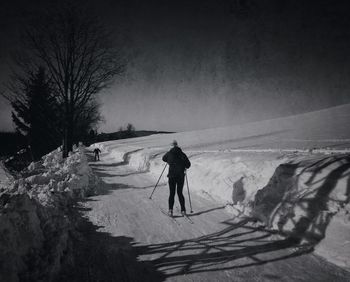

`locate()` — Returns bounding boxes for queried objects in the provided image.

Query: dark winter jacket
[162,147,191,178]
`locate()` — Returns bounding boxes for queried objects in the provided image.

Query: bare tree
[20,5,125,157]
[74,99,104,142]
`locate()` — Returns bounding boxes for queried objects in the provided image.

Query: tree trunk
[63,113,74,158]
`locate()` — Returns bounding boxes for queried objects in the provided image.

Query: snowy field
[89,103,350,273]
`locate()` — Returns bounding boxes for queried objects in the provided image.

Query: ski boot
[168,210,173,217]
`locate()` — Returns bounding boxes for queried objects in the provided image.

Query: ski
[176,207,194,224]
[149,198,180,226]
[159,208,181,226]
[183,214,194,224]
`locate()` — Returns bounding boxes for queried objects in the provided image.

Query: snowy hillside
[97,103,350,152]
[91,104,350,271]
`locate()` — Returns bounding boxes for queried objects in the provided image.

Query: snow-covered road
[74,151,350,282]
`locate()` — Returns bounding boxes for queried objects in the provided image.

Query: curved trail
[73,150,350,282]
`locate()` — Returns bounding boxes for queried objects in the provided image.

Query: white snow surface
[88,104,350,275]
[6,145,99,206]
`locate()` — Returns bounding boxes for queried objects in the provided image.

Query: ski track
[78,151,350,282]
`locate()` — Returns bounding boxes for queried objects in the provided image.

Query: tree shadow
[90,166,157,196]
[290,155,350,242]
[92,169,149,178]
[186,205,226,217]
[97,182,135,195]
[253,154,350,245]
[115,171,150,177]
[89,161,129,167]
[57,204,165,282]
[92,178,158,196]
[86,149,155,194]
[133,218,312,278]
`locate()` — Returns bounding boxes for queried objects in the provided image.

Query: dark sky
[1,0,350,132]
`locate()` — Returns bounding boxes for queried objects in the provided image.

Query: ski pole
[149,164,167,199]
[185,171,193,213]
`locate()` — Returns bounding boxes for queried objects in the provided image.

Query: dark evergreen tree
[4,65,103,159]
[10,67,61,160]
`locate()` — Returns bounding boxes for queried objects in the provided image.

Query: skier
[162,140,191,217]
[93,147,101,161]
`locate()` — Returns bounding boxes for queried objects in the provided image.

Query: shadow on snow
[58,204,165,282]
[135,218,311,278]
[253,154,350,244]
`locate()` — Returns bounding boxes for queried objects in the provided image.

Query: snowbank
[0,193,70,282]
[315,206,350,270]
[251,154,350,270]
[0,145,99,281]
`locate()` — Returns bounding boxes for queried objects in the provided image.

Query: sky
[1,0,350,132]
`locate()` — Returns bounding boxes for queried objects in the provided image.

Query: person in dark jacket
[93,148,101,161]
[162,140,191,216]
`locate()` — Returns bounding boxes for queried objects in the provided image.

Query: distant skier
[162,140,191,217]
[93,148,101,161]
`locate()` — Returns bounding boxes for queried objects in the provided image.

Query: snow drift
[0,145,99,281]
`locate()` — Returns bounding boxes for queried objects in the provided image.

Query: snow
[5,146,99,207]
[1,103,350,280]
[80,147,350,281]
[94,103,350,152]
[77,152,350,282]
[0,144,99,281]
[0,161,13,189]
[315,209,350,269]
[89,103,350,274]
